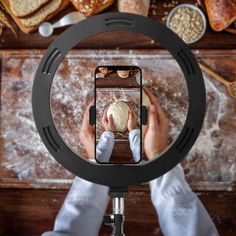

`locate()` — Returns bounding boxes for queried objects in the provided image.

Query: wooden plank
[0,49,235,191]
[0,180,236,192]
[0,1,235,49]
[96,72,140,88]
[0,188,235,236]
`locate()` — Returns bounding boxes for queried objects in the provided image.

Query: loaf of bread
[70,0,114,16]
[9,0,50,18]
[21,0,62,27]
[205,0,236,31]
[118,0,150,16]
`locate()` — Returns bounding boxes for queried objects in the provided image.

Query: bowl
[166,4,207,44]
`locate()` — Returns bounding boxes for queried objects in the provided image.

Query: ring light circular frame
[32,13,205,187]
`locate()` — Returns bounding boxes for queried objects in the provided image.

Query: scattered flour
[1,50,235,186]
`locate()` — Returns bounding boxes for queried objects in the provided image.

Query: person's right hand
[127,106,138,132]
[102,107,116,132]
[143,87,170,160]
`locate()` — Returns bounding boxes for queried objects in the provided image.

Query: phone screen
[94,66,142,164]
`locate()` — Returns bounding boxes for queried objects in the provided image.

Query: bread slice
[70,0,114,16]
[21,0,62,27]
[9,0,50,18]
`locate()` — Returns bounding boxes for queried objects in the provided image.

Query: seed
[169,6,204,43]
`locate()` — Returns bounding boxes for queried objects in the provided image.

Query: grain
[163,0,178,8]
[150,0,158,15]
[169,7,204,43]
[161,0,179,22]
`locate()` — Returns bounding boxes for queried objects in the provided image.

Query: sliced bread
[9,0,51,18]
[70,0,114,16]
[21,0,62,27]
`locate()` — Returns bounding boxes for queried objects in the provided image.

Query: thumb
[108,114,113,124]
[128,110,132,121]
[148,105,159,130]
[108,114,116,130]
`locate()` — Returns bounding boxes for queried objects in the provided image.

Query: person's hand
[79,101,95,159]
[143,87,170,160]
[127,106,138,132]
[102,107,116,132]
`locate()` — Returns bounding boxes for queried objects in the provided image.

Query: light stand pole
[103,187,128,236]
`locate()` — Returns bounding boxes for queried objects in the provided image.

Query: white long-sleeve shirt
[43,130,219,236]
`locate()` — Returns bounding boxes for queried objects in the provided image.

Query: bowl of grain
[167,4,207,44]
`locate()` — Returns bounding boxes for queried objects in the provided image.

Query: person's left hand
[127,106,138,132]
[102,107,116,132]
[79,101,95,159]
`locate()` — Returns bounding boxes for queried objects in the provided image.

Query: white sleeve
[128,129,141,162]
[149,164,219,236]
[42,132,115,236]
[96,131,115,163]
[42,177,109,236]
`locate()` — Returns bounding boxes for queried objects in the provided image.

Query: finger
[127,103,134,115]
[126,102,131,109]
[81,109,90,132]
[102,107,108,124]
[108,114,116,130]
[127,105,136,119]
[129,104,134,114]
[128,109,131,119]
[83,101,94,126]
[88,99,94,107]
[86,99,94,114]
[155,101,169,127]
[126,110,131,127]
[131,109,137,120]
[144,87,166,124]
[148,105,159,130]
[108,114,113,125]
[143,87,158,106]
[81,100,95,136]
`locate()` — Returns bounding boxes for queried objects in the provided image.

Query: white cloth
[42,177,109,236]
[96,129,140,163]
[43,130,218,236]
[96,131,115,163]
[129,129,141,162]
[149,164,219,236]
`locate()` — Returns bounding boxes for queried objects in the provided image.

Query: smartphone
[94,66,143,164]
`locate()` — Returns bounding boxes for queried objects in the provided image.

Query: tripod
[103,187,128,236]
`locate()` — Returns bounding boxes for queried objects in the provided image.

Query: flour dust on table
[1,50,235,188]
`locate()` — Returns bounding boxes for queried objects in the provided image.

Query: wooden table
[0,0,236,236]
[0,0,236,50]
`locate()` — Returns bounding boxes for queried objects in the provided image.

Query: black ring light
[32,13,205,188]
